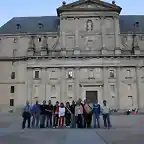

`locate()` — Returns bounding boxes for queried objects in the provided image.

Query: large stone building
[0,0,144,112]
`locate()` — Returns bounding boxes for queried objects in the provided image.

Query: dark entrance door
[86,91,98,103]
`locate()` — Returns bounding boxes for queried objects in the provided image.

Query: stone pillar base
[41,49,48,56]
[101,47,107,55]
[134,49,140,55]
[115,48,121,55]
[60,48,66,56]
[74,49,80,55]
[27,48,34,56]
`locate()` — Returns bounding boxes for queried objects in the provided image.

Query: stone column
[60,67,66,102]
[26,69,33,104]
[41,68,46,101]
[114,17,120,49]
[116,67,120,109]
[74,68,80,101]
[136,66,141,109]
[103,67,108,101]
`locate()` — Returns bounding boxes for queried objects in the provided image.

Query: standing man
[22,101,32,129]
[70,100,76,128]
[31,100,41,128]
[53,101,59,128]
[40,100,47,128]
[101,100,111,129]
[46,100,53,128]
[65,102,71,128]
[92,100,101,128]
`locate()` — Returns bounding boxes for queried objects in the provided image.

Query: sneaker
[20,129,24,133]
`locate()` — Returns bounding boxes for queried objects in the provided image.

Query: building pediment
[57,0,122,16]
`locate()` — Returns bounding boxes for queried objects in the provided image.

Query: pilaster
[75,18,79,48]
[116,67,120,109]
[41,68,46,101]
[60,67,66,102]
[136,66,141,108]
[114,17,120,49]
[62,32,66,48]
[100,17,106,49]
[103,67,108,101]
[26,69,33,104]
[74,68,80,101]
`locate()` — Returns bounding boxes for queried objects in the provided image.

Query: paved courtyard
[0,113,144,144]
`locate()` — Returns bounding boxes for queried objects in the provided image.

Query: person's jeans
[31,114,40,128]
[59,116,64,128]
[93,113,100,128]
[83,112,87,128]
[76,114,83,128]
[46,115,52,128]
[53,114,59,127]
[65,114,71,127]
[71,114,76,128]
[22,112,31,129]
[40,115,46,128]
[103,113,111,128]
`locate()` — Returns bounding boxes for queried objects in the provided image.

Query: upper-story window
[33,70,40,79]
[11,72,15,79]
[68,70,73,79]
[126,69,131,77]
[16,24,21,30]
[38,22,43,29]
[89,69,94,79]
[109,70,114,78]
[38,37,41,42]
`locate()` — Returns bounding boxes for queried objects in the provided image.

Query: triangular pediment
[57,0,122,16]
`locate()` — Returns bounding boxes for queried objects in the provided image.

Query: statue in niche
[86,20,93,31]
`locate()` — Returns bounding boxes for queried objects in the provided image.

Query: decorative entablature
[57,0,122,17]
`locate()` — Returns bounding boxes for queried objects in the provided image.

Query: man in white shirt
[101,100,112,129]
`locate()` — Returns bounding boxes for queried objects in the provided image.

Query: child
[59,103,65,128]
[101,100,111,129]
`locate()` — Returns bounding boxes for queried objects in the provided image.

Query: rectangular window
[126,70,131,77]
[10,99,14,106]
[11,72,15,79]
[34,71,39,79]
[68,84,73,91]
[10,86,15,93]
[68,70,73,79]
[110,70,114,78]
[89,69,94,79]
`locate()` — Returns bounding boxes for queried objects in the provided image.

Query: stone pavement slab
[0,129,106,144]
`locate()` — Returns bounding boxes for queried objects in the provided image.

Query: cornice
[0,55,144,61]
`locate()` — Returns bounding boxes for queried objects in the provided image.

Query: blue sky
[0,0,143,26]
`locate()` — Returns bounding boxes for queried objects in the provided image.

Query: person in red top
[83,99,87,128]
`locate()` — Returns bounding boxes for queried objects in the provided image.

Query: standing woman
[58,103,65,128]
[22,101,32,129]
[75,101,83,128]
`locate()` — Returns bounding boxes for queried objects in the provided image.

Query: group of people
[22,98,111,129]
